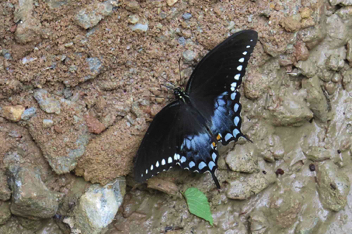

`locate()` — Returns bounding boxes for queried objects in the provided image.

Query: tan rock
[2,105,25,122]
[167,0,178,6]
[280,15,301,32]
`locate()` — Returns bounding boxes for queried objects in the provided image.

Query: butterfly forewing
[186,30,258,145]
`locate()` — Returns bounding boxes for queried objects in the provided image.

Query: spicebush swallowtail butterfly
[134,30,258,188]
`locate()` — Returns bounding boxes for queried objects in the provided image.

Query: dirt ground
[0,0,352,233]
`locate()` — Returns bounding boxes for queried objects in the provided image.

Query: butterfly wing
[186,30,258,145]
[134,101,220,188]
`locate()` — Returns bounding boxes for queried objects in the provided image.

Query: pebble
[86,57,102,74]
[331,73,341,83]
[178,37,186,46]
[130,23,149,32]
[182,13,192,20]
[43,119,54,128]
[84,114,106,134]
[33,89,61,114]
[182,50,197,62]
[21,107,37,120]
[74,1,113,29]
[167,0,178,6]
[1,105,25,122]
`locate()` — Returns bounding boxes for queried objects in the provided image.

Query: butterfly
[134,30,258,189]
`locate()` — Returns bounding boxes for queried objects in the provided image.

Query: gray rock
[347,40,352,66]
[182,50,197,62]
[302,76,329,122]
[73,178,126,234]
[8,167,59,219]
[226,143,258,173]
[36,219,63,234]
[84,57,102,81]
[226,171,276,200]
[302,146,333,161]
[342,68,352,91]
[0,170,11,201]
[316,161,350,211]
[182,13,192,20]
[33,89,61,114]
[75,1,114,29]
[0,217,33,234]
[17,216,44,232]
[21,107,36,120]
[130,23,148,31]
[329,0,352,6]
[269,89,313,126]
[248,210,268,234]
[46,0,70,9]
[86,57,102,74]
[0,202,11,225]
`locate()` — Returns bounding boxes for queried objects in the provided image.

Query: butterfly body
[134,30,258,188]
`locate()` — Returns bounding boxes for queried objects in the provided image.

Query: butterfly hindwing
[134,100,219,185]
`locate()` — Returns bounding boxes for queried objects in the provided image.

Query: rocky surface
[0,0,352,233]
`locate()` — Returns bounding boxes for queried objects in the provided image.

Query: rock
[147,178,180,197]
[300,7,312,19]
[347,40,352,66]
[182,50,197,62]
[28,98,89,174]
[244,72,268,100]
[0,170,11,201]
[182,13,192,20]
[84,114,106,134]
[124,0,141,13]
[73,178,126,234]
[43,119,54,128]
[295,41,309,61]
[326,53,345,71]
[325,13,350,48]
[75,119,139,185]
[256,134,285,162]
[14,0,42,44]
[270,189,302,228]
[74,1,114,29]
[0,217,33,234]
[302,76,329,122]
[329,0,352,6]
[130,23,148,32]
[85,57,102,81]
[225,143,258,173]
[0,202,11,225]
[316,161,350,211]
[302,146,333,161]
[8,167,59,219]
[269,89,313,126]
[17,216,44,232]
[1,105,25,122]
[248,210,268,234]
[33,89,61,114]
[280,14,301,32]
[167,0,178,6]
[21,107,36,120]
[46,0,70,9]
[342,68,352,91]
[226,171,276,200]
[36,219,63,234]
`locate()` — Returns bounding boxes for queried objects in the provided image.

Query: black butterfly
[134,30,258,189]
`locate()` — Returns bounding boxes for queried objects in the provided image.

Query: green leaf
[184,187,213,226]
